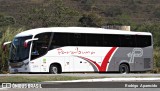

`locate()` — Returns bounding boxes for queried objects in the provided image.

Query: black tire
[119,64,129,74]
[49,65,59,74]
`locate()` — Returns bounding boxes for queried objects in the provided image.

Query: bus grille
[144,58,151,69]
[10,62,24,68]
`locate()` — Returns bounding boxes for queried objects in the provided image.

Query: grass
[0,76,100,83]
[1,75,160,83]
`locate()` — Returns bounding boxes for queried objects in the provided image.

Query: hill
[0,0,160,28]
[0,0,160,46]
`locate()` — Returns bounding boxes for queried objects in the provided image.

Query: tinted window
[86,34,103,46]
[120,35,136,47]
[50,33,68,49]
[10,36,32,63]
[136,35,151,47]
[68,33,86,46]
[48,32,152,48]
[31,32,51,60]
[103,34,121,47]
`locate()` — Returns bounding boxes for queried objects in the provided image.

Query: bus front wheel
[49,65,60,74]
[119,64,129,74]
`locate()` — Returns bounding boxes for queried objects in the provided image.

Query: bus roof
[15,27,152,37]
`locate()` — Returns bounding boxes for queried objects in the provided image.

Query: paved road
[0,73,160,77]
[1,73,160,91]
[1,88,160,91]
[1,81,160,91]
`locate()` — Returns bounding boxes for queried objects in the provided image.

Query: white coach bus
[3,27,153,74]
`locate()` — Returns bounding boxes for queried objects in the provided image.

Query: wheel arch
[119,62,130,73]
[49,62,62,73]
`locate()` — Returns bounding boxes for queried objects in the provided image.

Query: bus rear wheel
[49,65,60,74]
[119,64,129,74]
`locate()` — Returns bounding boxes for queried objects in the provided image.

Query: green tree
[153,7,160,19]
[27,8,49,28]
[48,0,80,27]
[79,12,104,27]
[80,0,96,11]
[105,6,122,17]
[0,14,15,27]
[0,27,23,73]
[26,0,80,28]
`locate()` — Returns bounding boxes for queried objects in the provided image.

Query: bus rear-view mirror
[24,38,38,48]
[2,41,11,52]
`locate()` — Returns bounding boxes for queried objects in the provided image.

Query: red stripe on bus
[100,47,117,71]
[78,47,117,72]
[78,56,101,71]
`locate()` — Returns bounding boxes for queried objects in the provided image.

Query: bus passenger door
[31,32,52,72]
[30,58,42,72]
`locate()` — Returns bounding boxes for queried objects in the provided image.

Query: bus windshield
[9,36,32,63]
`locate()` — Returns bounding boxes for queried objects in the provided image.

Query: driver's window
[31,32,51,60]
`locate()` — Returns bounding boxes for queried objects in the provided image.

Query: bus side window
[49,33,69,49]
[103,34,121,47]
[136,35,151,47]
[68,33,86,46]
[86,34,103,46]
[31,32,51,60]
[120,35,136,47]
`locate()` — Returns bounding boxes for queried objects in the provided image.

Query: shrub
[0,27,23,73]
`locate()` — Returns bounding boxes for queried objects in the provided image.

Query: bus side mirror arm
[24,38,38,48]
[2,41,11,52]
